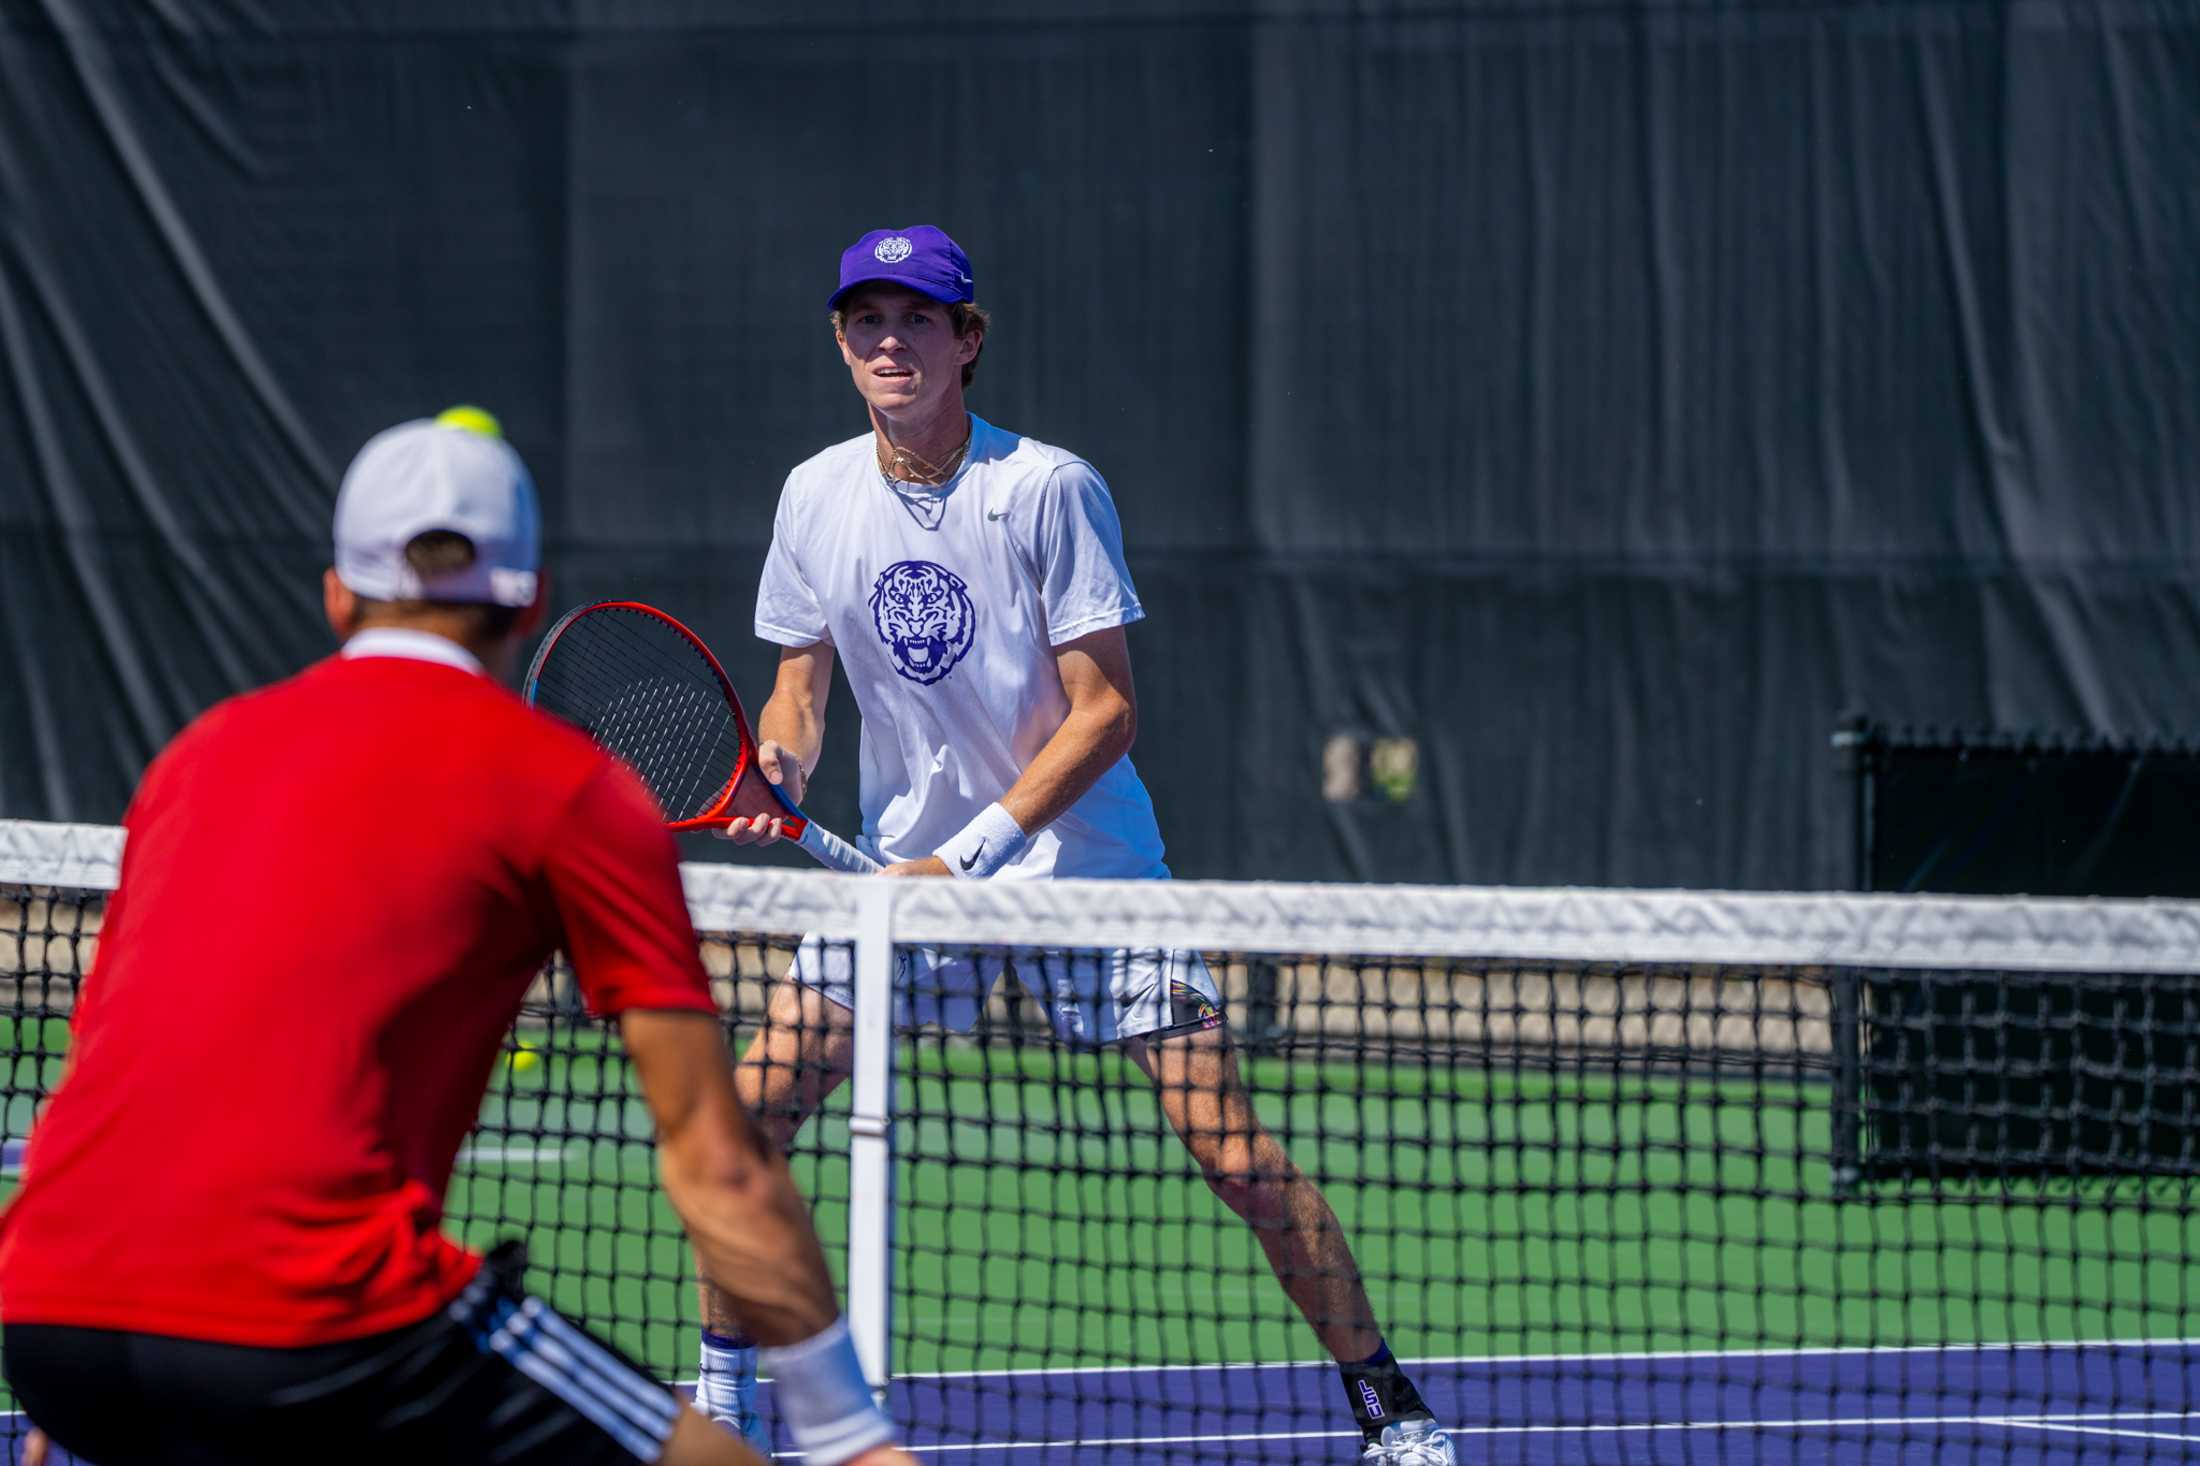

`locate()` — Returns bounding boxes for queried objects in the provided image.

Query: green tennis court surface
[432,1031,2200,1384]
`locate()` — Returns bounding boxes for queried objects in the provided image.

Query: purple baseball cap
[829,225,975,310]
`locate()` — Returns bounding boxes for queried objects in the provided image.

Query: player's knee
[1203,1169,1266,1218]
[1187,1136,1296,1219]
[737,1056,845,1146]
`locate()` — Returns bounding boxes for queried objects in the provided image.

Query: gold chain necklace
[877,431,970,487]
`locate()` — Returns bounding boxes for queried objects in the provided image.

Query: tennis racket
[523,600,879,873]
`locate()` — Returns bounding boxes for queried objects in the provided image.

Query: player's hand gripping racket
[524,601,879,873]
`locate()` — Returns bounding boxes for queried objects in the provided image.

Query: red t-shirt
[0,651,715,1346]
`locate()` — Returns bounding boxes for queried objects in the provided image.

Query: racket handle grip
[794,819,882,874]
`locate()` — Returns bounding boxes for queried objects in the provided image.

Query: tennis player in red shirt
[0,412,912,1466]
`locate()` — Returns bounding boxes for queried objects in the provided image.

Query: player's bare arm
[625,1009,913,1466]
[623,1009,840,1338]
[721,641,834,845]
[880,626,1136,878]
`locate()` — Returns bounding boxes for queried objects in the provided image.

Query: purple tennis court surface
[9,1342,2199,1462]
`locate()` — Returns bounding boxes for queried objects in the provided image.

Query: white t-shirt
[755,415,1169,879]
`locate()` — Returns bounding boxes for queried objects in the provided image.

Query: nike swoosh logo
[960,841,984,871]
[986,509,1009,521]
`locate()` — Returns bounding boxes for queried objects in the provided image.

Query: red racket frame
[524,599,812,837]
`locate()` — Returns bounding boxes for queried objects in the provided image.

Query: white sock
[697,1330,763,1442]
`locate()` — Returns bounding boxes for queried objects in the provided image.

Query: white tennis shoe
[1358,1417,1460,1464]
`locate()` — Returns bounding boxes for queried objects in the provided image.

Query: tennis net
[7,818,2200,1463]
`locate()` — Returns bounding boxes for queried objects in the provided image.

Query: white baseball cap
[333,412,541,607]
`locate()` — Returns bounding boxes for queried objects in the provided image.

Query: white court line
[892,1335,2200,1381]
[775,1410,2200,1456]
[13,1406,2198,1455]
[1996,1418,2200,1445]
[895,1430,1351,1454]
[457,1144,568,1166]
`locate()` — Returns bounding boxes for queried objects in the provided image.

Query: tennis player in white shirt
[702,226,1457,1465]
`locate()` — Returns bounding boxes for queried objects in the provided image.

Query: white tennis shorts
[790,938,1225,1044]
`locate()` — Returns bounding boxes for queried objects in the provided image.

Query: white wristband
[759,1317,897,1464]
[935,801,1029,879]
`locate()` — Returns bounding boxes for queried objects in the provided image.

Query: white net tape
[5,817,2200,973]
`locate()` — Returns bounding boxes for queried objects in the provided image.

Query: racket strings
[553,642,737,817]
[529,610,745,821]
[567,640,738,810]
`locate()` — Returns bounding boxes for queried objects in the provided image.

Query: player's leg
[1111,952,1457,1463]
[733,972,860,1150]
[694,972,857,1444]
[1122,1022,1384,1360]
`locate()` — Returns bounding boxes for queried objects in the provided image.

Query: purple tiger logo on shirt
[870,560,975,685]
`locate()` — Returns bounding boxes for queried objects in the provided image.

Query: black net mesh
[445,932,857,1383]
[6,864,2200,1463]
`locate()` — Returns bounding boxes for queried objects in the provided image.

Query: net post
[1830,714,1874,1197]
[1830,712,1876,892]
[845,876,897,1401]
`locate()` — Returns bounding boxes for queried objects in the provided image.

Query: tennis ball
[510,1041,541,1074]
[436,404,503,439]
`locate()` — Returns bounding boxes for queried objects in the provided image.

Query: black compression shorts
[3,1243,681,1466]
